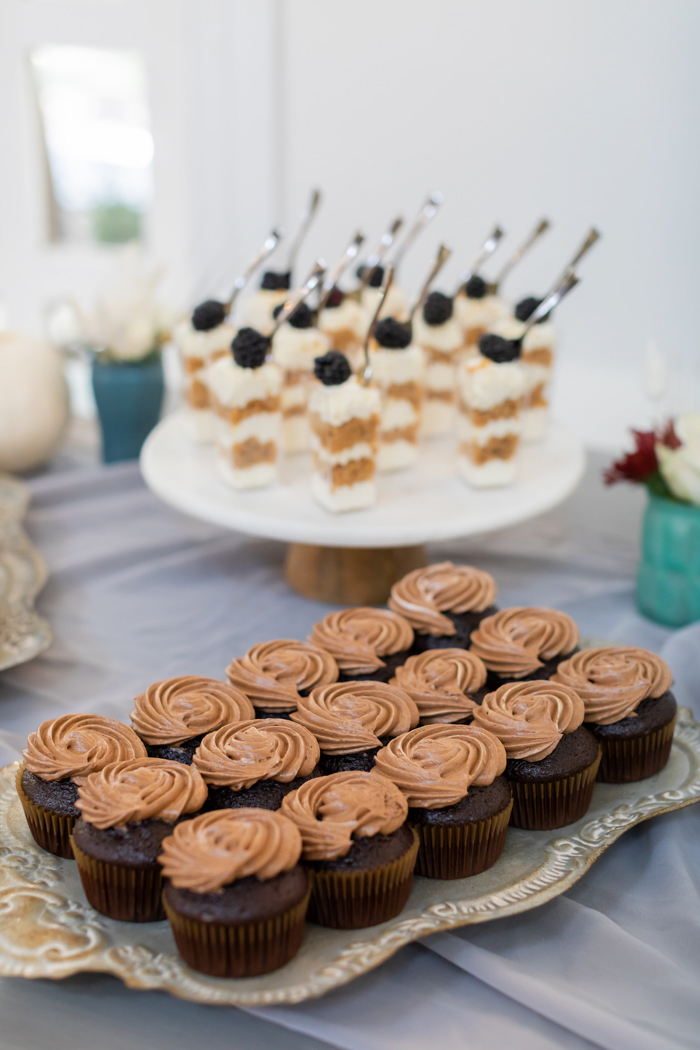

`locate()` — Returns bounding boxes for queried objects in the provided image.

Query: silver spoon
[316,231,366,313]
[521,268,580,333]
[408,243,453,322]
[555,227,600,285]
[390,191,444,274]
[284,188,322,277]
[360,265,394,386]
[358,216,404,290]
[455,225,504,293]
[225,229,283,312]
[489,219,550,293]
[269,260,327,337]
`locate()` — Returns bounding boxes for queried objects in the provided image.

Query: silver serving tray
[1,707,699,1006]
[0,473,52,671]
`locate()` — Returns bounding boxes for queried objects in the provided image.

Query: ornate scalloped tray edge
[0,472,52,671]
[1,708,699,1006]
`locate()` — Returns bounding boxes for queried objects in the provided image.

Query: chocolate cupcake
[389,562,497,652]
[391,649,489,724]
[471,681,600,830]
[552,647,677,783]
[71,757,206,921]
[281,771,417,928]
[192,718,321,811]
[373,723,511,878]
[18,714,147,858]
[160,808,309,977]
[226,639,339,719]
[131,676,254,763]
[469,607,580,687]
[290,681,418,774]
[309,607,414,682]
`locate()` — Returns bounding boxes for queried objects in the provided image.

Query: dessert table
[0,448,698,1050]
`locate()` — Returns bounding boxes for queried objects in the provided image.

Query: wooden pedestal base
[285,543,427,605]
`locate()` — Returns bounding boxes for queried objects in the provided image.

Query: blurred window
[30,45,153,244]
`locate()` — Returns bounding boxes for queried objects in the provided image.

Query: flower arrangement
[605,413,700,506]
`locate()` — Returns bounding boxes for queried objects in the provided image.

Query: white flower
[656,413,700,506]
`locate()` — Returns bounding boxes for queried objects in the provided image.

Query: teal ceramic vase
[636,493,700,626]
[92,355,164,463]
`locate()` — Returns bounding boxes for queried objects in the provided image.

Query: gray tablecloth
[1,454,699,1050]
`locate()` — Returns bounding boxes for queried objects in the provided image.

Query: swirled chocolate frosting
[281,770,407,860]
[159,808,302,892]
[309,608,414,673]
[552,646,673,725]
[192,719,319,789]
[389,562,497,636]
[76,757,206,828]
[469,607,579,678]
[392,649,487,723]
[131,676,254,745]
[290,681,419,754]
[471,680,584,760]
[372,723,506,809]
[226,640,339,713]
[23,714,146,783]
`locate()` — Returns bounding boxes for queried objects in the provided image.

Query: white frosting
[282,414,310,453]
[361,284,409,323]
[309,375,381,427]
[457,414,521,445]
[312,475,376,512]
[206,355,282,409]
[412,314,463,354]
[281,381,310,411]
[490,317,526,340]
[185,408,216,443]
[369,344,425,386]
[313,438,376,466]
[458,354,526,411]
[421,399,455,437]
[173,319,235,359]
[522,361,552,394]
[377,439,417,472]
[425,360,456,393]
[523,322,555,352]
[217,457,277,490]
[319,299,365,336]
[381,398,419,430]
[272,325,330,371]
[215,411,281,447]
[459,455,517,488]
[522,406,549,442]
[238,289,288,335]
[454,293,508,331]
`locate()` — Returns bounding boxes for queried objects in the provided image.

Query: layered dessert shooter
[514,296,556,441]
[271,302,329,453]
[173,299,234,442]
[369,317,425,472]
[457,333,526,487]
[239,271,291,335]
[454,274,509,356]
[309,351,381,513]
[207,327,282,489]
[361,266,409,325]
[412,291,463,436]
[318,286,366,370]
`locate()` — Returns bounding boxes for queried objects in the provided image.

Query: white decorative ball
[0,331,70,472]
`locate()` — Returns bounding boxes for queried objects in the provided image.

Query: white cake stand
[140,411,585,603]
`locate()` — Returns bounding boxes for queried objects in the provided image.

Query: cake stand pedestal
[140,412,585,604]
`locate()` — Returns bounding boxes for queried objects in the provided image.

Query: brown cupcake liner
[308,829,419,929]
[163,888,311,978]
[414,800,513,879]
[596,715,676,784]
[71,838,165,922]
[509,750,601,831]
[16,765,76,859]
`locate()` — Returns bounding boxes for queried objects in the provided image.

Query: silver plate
[0,472,52,671]
[1,708,699,1005]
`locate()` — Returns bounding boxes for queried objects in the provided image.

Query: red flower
[604,429,658,485]
[659,420,681,449]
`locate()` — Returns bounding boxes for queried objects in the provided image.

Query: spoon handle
[226,229,283,310]
[359,217,404,288]
[565,227,601,272]
[390,191,444,273]
[317,232,366,312]
[493,219,550,288]
[285,188,322,274]
[361,265,395,385]
[269,260,326,337]
[456,226,504,290]
[523,269,580,332]
[409,244,452,322]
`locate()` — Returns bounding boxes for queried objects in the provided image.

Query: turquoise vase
[636,493,700,626]
[92,355,164,463]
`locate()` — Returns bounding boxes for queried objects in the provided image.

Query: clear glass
[29,45,153,245]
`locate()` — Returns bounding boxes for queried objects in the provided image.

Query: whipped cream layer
[173,318,234,359]
[272,325,330,371]
[413,313,464,354]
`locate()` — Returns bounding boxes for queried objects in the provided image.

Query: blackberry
[478,333,521,363]
[515,296,545,323]
[272,301,314,329]
[374,317,412,349]
[422,291,453,326]
[464,274,486,299]
[325,286,345,308]
[314,350,352,386]
[231,327,270,369]
[260,270,291,291]
[192,299,226,331]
